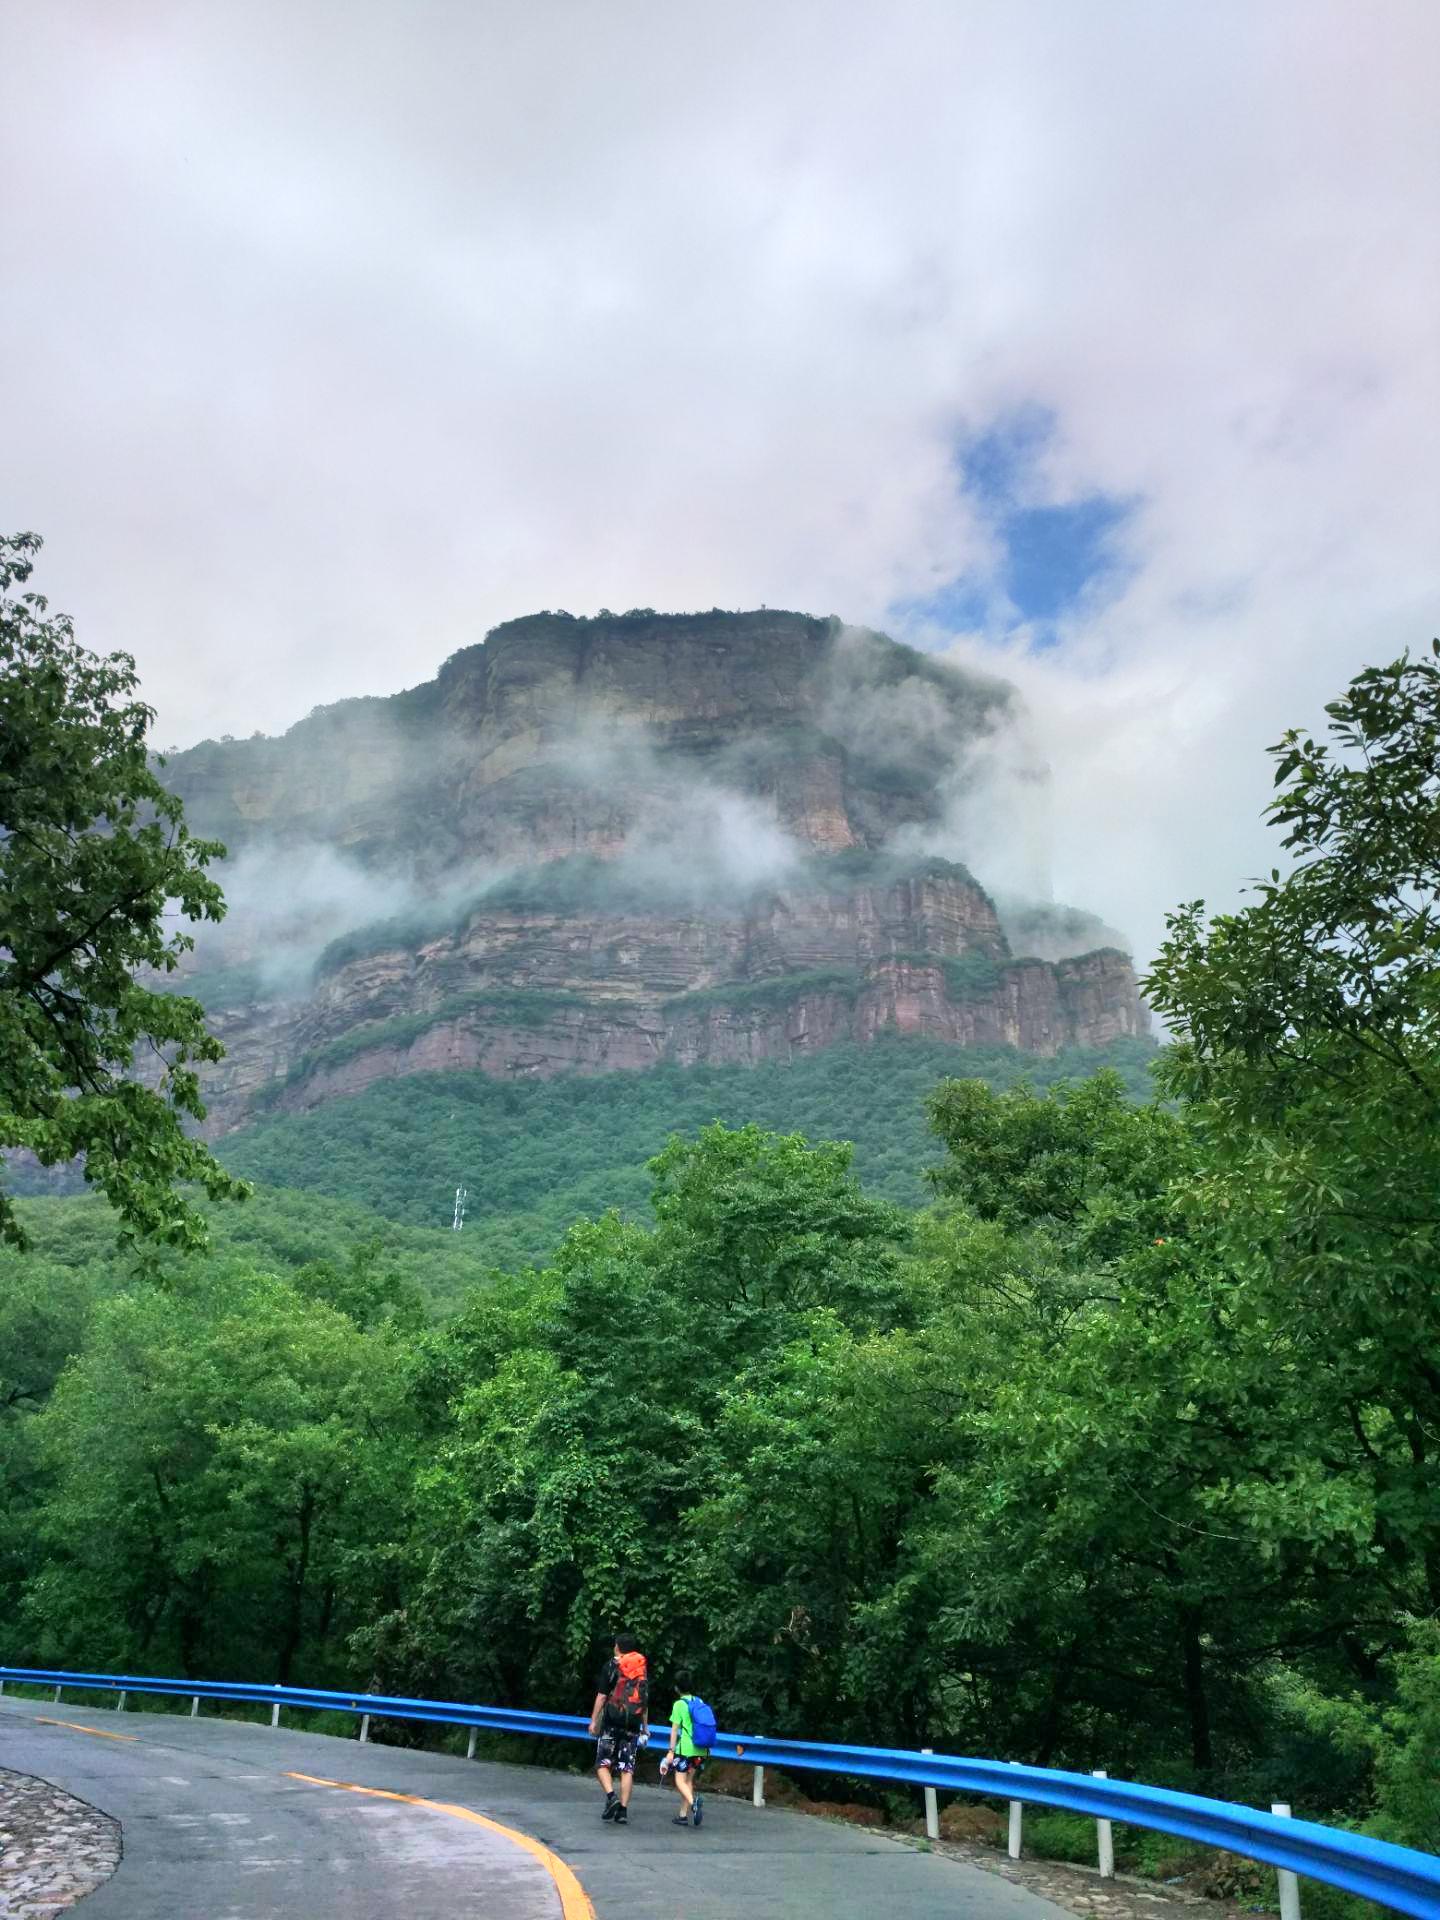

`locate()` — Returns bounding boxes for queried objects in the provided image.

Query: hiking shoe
[601,1796,619,1821]
[614,1806,628,1825]
[672,1814,691,1827]
[693,1796,704,1828]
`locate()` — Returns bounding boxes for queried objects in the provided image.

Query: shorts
[595,1730,640,1774]
[671,1754,705,1777]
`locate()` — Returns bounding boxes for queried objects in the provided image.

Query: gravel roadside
[702,1765,1270,1920]
[911,1830,1269,1920]
[0,1766,122,1918]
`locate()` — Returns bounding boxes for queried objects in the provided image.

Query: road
[0,1695,1074,1919]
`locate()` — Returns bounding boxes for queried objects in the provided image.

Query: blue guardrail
[4,1664,1438,1917]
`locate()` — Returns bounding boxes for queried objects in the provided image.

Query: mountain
[157,608,1148,1133]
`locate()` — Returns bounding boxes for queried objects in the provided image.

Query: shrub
[663,970,861,1016]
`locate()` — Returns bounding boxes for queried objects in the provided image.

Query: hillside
[151,610,1147,1132]
[2,1183,492,1316]
[5,1035,1157,1308]
[217,1035,1157,1270]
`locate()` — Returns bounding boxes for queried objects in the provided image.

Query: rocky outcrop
[152,610,1148,1131]
[160,610,1013,870]
[182,865,1146,1133]
[209,943,1145,1128]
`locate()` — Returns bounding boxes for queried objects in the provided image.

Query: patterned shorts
[671,1754,705,1776]
[595,1730,640,1774]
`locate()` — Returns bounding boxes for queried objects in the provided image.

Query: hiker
[659,1678,717,1829]
[589,1631,649,1825]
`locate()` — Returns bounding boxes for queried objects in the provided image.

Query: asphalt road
[0,1695,1074,1920]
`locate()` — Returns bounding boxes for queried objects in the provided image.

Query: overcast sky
[4,0,1437,960]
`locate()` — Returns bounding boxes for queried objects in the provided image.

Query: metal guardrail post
[359,1713,370,1743]
[1273,1803,1302,1920]
[53,1685,61,1704]
[1008,1760,1023,1859]
[467,1727,478,1760]
[270,1702,281,1728]
[117,1691,127,1713]
[191,1696,200,1717]
[921,1747,939,1841]
[753,1762,766,1807]
[1094,1770,1115,1877]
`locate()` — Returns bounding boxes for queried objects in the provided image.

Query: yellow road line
[34,1717,137,1743]
[286,1771,594,1920]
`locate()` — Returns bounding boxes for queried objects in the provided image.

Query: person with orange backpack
[588,1632,649,1825]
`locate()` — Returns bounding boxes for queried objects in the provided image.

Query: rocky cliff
[159,610,1148,1130]
[168,609,1010,865]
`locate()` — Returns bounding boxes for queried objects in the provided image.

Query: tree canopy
[0,532,247,1251]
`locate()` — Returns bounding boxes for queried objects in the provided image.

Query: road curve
[0,1696,1074,1920]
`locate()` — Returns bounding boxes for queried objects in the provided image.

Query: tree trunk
[317,1579,337,1649]
[276,1488,315,1686]
[1181,1608,1213,1773]
[1034,1643,1078,1768]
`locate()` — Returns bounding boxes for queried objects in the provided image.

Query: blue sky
[895,410,1136,641]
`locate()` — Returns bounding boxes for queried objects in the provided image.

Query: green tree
[915,1070,1403,1781]
[918,1082,1230,1770]
[0,531,247,1251]
[647,1120,911,1337]
[1146,648,1440,1619]
[22,1260,414,1680]
[682,1312,944,1745]
[0,1253,104,1635]
[357,1124,914,1714]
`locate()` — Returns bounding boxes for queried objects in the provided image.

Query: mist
[165,612,1130,1014]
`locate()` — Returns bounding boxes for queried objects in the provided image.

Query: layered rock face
[160,610,1148,1130]
[166,611,1008,867]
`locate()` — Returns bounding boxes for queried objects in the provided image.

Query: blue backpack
[686,1694,718,1751]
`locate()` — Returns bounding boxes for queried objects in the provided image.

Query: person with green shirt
[659,1676,713,1828]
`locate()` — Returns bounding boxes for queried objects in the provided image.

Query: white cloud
[2,0,1436,963]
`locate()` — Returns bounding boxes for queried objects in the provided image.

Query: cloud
[2,0,1436,963]
[181,713,814,995]
[176,628,1031,992]
[628,786,801,897]
[186,840,459,995]
[809,621,1006,823]
[524,715,808,897]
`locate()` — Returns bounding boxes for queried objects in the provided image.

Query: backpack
[605,1651,649,1732]
[685,1694,718,1751]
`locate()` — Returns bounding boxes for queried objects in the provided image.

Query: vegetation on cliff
[218,1035,1156,1264]
[885,949,1004,996]
[306,851,993,985]
[269,987,602,1097]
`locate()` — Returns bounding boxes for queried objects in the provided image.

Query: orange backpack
[604,1651,649,1732]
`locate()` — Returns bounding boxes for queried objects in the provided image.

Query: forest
[218,1034,1158,1267]
[4,646,1440,1907]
